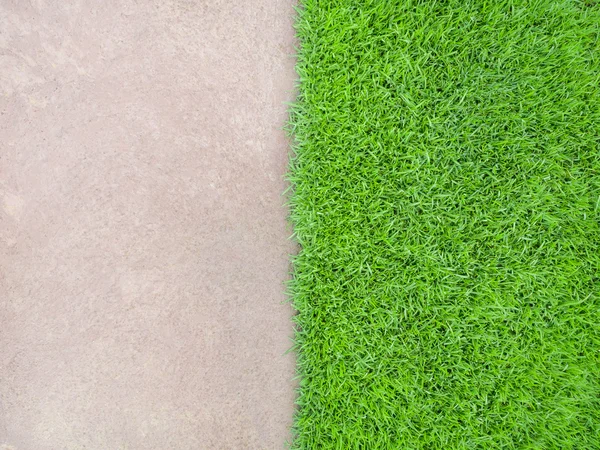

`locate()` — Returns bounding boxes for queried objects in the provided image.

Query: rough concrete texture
[0,1,297,448]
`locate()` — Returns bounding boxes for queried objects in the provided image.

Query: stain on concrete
[0,1,297,448]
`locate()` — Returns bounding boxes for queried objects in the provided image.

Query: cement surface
[0,1,297,448]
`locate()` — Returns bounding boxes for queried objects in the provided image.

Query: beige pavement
[0,1,297,448]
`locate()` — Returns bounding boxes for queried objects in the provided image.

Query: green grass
[288,1,600,448]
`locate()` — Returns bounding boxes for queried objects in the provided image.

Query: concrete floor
[0,1,296,448]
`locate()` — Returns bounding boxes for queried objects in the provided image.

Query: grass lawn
[288,1,600,448]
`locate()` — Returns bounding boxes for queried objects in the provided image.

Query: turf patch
[288,0,600,448]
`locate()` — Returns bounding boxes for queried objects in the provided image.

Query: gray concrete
[0,1,296,448]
